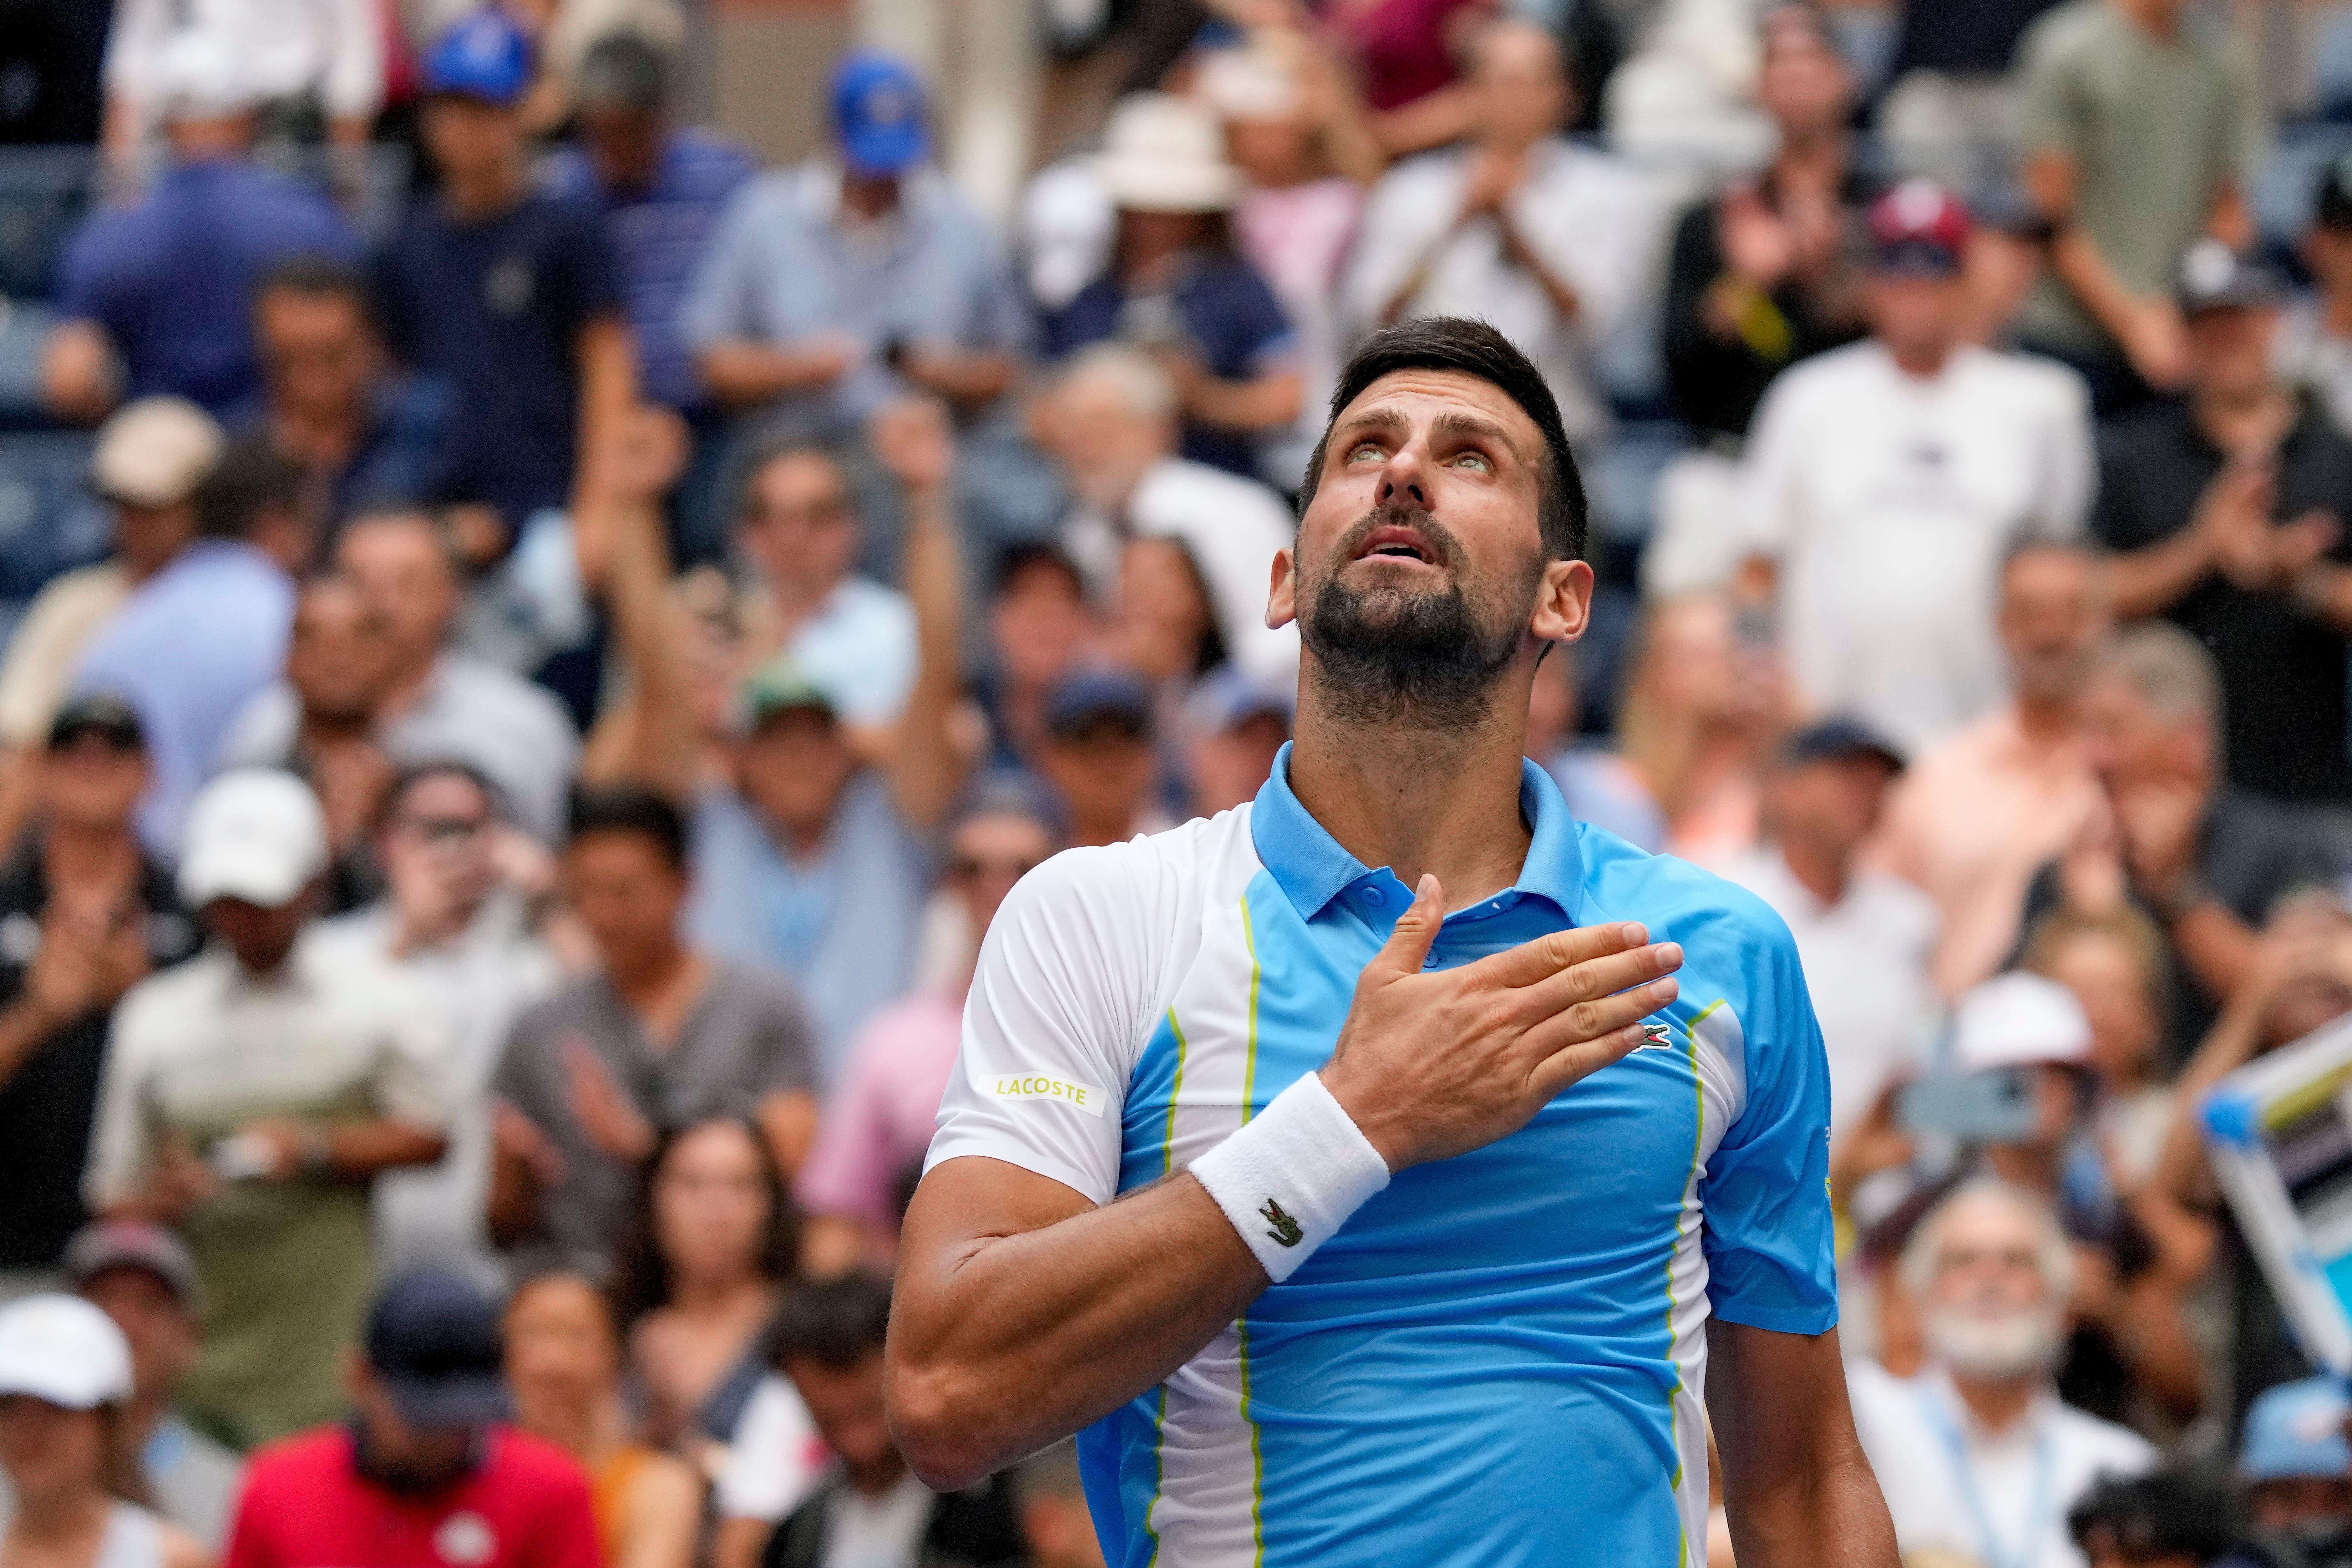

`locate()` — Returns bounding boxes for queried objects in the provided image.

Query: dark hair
[575,31,669,114]
[376,759,505,833]
[2066,1468,2235,1561]
[611,1113,799,1327]
[194,437,306,541]
[567,783,689,871]
[995,541,1085,599]
[768,1272,892,1371]
[1297,317,1586,562]
[256,253,378,329]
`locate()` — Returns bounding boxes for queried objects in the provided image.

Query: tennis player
[888,318,1896,1567]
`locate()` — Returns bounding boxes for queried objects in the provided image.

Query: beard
[1299,503,1537,730]
[1922,1302,2067,1381]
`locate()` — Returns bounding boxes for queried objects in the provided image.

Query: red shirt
[225,1426,601,1568]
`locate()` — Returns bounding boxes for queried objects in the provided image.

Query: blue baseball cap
[1045,668,1154,741]
[2242,1376,2352,1483]
[830,51,928,175]
[424,11,533,106]
[365,1271,510,1433]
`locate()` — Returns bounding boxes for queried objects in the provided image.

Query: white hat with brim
[177,768,329,910]
[0,1295,133,1410]
[1095,92,1240,214]
[91,397,223,509]
[1952,971,2094,1075]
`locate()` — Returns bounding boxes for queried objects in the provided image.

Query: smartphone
[1898,1068,2039,1145]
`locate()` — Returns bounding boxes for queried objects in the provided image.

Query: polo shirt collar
[1248,741,1582,921]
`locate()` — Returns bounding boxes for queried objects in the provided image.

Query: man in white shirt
[1743,180,2096,753]
[1341,18,1663,445]
[1727,719,1938,1135]
[1848,1179,2156,1568]
[103,0,380,157]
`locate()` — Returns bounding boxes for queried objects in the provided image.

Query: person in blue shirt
[890,318,1898,1567]
[1040,92,1302,481]
[373,10,634,553]
[41,39,358,426]
[547,34,754,564]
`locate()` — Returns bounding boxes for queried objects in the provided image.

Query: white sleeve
[2034,366,2097,541]
[1738,375,1808,559]
[714,1375,830,1523]
[83,1003,157,1211]
[923,841,1192,1204]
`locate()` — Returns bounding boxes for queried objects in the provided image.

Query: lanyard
[1914,1385,2058,1568]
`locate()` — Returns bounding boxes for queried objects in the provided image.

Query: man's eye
[1453,452,1494,472]
[1347,441,1384,462]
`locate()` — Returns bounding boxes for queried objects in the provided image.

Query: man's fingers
[1362,874,1443,983]
[1476,919,1648,988]
[1517,977,1680,1067]
[1508,940,1683,1020]
[1523,1024,1650,1103]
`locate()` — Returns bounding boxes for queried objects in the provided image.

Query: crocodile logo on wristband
[1259,1199,1304,1248]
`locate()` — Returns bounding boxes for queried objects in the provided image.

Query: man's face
[562,831,686,968]
[2250,1475,2352,1535]
[81,1265,199,1402]
[2304,223,2352,295]
[1191,710,1289,816]
[351,1366,477,1492]
[1920,1193,2064,1380]
[1038,374,1175,509]
[338,517,458,664]
[1467,23,1568,148]
[1766,754,1896,864]
[256,289,377,421]
[1277,368,1587,726]
[579,104,663,193]
[735,453,859,602]
[945,811,1053,939]
[990,560,1094,692]
[0,1395,103,1499]
[2185,304,2281,403]
[1039,721,1156,831]
[421,95,524,186]
[41,732,148,833]
[288,578,398,723]
[112,498,197,581]
[1998,548,2105,706]
[785,1353,898,1490]
[1755,26,1851,139]
[1868,273,1966,362]
[736,710,859,841]
[2077,673,2202,795]
[379,772,497,927]
[202,894,310,973]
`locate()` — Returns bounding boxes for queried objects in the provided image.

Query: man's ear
[1267,548,1298,630]
[1529,558,1593,645]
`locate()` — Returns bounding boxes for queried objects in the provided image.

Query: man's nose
[1378,446,1430,510]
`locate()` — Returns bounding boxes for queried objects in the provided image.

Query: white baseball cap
[157,26,262,120]
[91,397,223,508]
[177,769,329,910]
[1952,971,2093,1074]
[0,1294,133,1410]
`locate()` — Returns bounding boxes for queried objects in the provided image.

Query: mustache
[1329,503,1466,572]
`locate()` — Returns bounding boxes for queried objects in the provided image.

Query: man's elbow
[884,1352,1003,1493]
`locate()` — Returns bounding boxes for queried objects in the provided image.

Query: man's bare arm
[888,883,1683,1488]
[1707,1320,1897,1568]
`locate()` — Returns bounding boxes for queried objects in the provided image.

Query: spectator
[2095,242,2352,813]
[74,439,302,856]
[1847,1179,2158,1567]
[488,786,817,1268]
[1110,534,1223,702]
[1197,40,1382,491]
[1876,0,2063,196]
[1616,593,1782,870]
[2215,1376,2352,1568]
[220,511,583,847]
[83,769,450,1448]
[101,0,381,165]
[62,1221,244,1548]
[1182,667,1294,822]
[0,400,221,764]
[1009,1439,1103,1568]
[1343,19,1659,450]
[1872,542,2110,998]
[1035,670,1171,849]
[318,763,565,1288]
[2012,0,2263,414]
[1523,642,1664,853]
[1323,0,1493,159]
[250,258,446,540]
[680,401,968,1078]
[1662,5,1874,445]
[2019,623,2340,1068]
[613,1116,793,1461]
[223,1271,601,1568]
[2281,155,2352,440]
[684,50,1023,447]
[2024,908,2177,1184]
[796,775,1063,1275]
[1040,92,1303,480]
[1727,720,1938,1136]
[0,700,196,1290]
[0,1295,206,1568]
[756,1274,1023,1568]
[2067,1468,2236,1568]
[1031,345,1299,688]
[502,1271,699,1568]
[976,544,1097,772]
[375,9,634,545]
[40,34,358,425]
[1742,179,2096,754]
[728,440,918,737]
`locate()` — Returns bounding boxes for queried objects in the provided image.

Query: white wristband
[1189,1071,1391,1283]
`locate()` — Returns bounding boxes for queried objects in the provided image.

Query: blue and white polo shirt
[924,745,1838,1567]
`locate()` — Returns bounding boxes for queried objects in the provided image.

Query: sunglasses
[400,814,490,845]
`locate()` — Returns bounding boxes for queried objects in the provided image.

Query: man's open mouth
[1353,523,1439,565]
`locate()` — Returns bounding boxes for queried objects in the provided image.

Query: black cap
[49,694,143,752]
[2317,150,2352,232]
[2176,237,2287,317]
[364,1271,509,1432]
[1045,669,1153,741]
[1782,717,1904,772]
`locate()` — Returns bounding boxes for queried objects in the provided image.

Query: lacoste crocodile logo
[1635,1022,1674,1051]
[1259,1198,1303,1247]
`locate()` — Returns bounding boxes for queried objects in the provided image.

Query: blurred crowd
[7,0,2352,1565]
